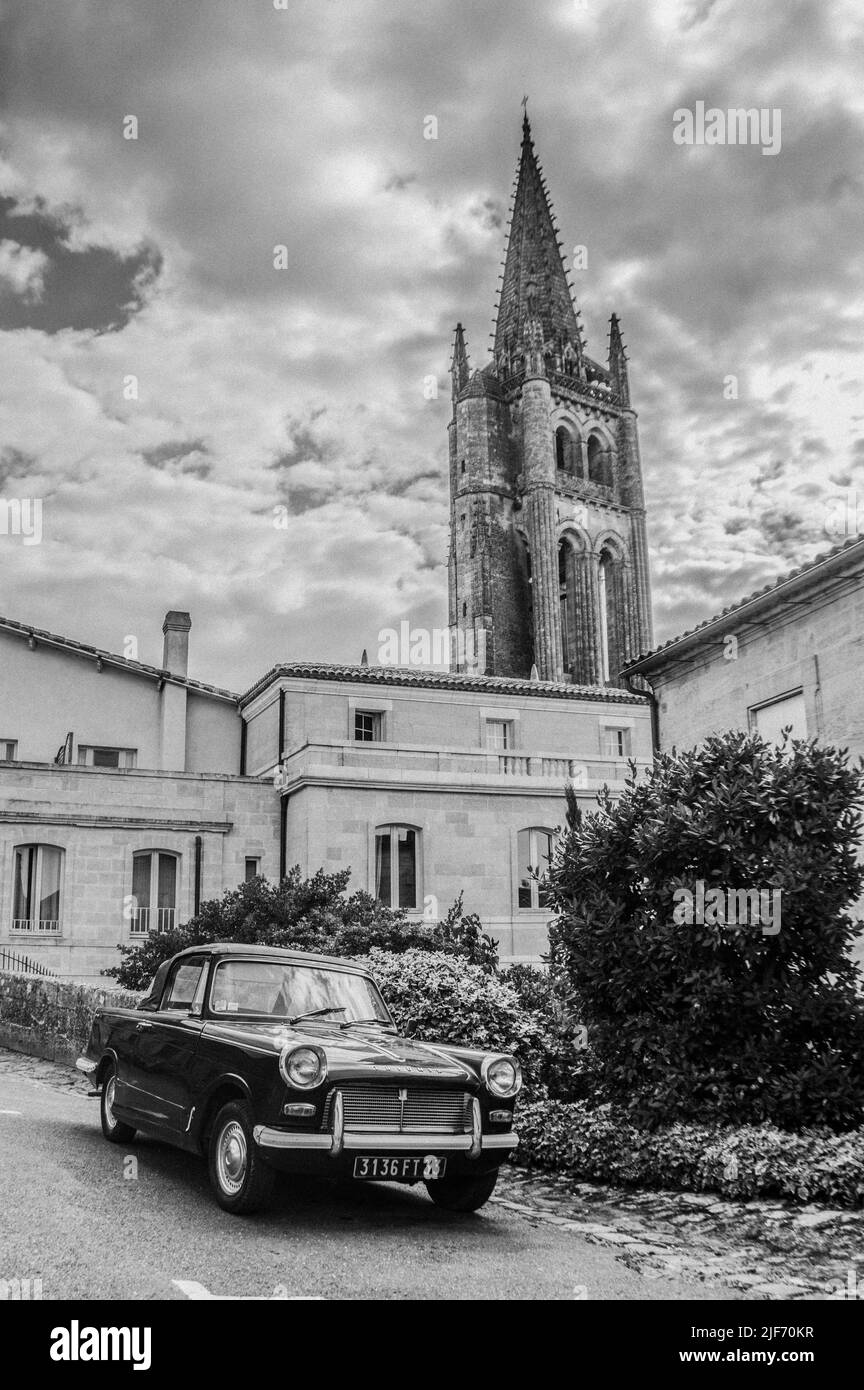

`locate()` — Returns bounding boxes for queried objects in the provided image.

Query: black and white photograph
[0,0,863,1343]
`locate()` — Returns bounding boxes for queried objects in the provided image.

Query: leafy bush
[433,892,499,973]
[502,962,593,1100]
[107,869,500,990]
[365,948,543,1080]
[547,731,864,1131]
[516,1099,864,1207]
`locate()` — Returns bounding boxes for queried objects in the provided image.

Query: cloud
[0,196,161,332]
[0,0,862,684]
[0,238,48,299]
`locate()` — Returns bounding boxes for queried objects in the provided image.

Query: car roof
[171,942,370,974]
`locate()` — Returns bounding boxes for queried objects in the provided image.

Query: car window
[209,959,391,1023]
[162,959,206,1011]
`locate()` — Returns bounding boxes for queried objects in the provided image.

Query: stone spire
[493,112,581,364]
[608,313,630,407]
[450,322,470,398]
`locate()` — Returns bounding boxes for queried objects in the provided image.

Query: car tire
[208,1100,275,1215]
[100,1064,136,1144]
[425,1168,499,1212]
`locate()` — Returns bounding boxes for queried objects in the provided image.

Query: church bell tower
[447,112,653,685]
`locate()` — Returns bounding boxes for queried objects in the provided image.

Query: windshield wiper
[287,1007,347,1025]
[339,1017,394,1030]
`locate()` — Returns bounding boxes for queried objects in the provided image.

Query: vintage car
[76,943,521,1215]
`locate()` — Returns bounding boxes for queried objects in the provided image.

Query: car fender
[193,1071,255,1142]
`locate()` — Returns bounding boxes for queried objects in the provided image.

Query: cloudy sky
[1,0,863,691]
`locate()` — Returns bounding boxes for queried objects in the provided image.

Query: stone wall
[0,972,141,1065]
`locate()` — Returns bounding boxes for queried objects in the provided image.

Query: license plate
[352,1155,447,1181]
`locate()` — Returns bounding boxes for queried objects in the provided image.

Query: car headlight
[279,1044,327,1090]
[482,1054,522,1099]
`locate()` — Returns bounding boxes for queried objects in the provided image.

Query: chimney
[162,610,192,677]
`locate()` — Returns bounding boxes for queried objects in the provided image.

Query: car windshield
[209,959,393,1025]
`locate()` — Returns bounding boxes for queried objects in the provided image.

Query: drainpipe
[239,713,247,776]
[625,671,660,757]
[194,835,202,914]
[279,795,288,883]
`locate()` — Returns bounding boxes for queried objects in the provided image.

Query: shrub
[547,730,864,1131]
[502,962,593,1100]
[433,892,499,973]
[516,1099,864,1207]
[364,948,543,1080]
[107,868,500,990]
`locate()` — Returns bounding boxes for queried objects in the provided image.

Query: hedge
[364,948,544,1070]
[516,1099,864,1207]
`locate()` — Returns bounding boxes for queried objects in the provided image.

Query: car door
[130,956,208,1133]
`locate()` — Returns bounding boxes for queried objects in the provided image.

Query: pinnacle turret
[450,322,470,398]
[608,313,630,408]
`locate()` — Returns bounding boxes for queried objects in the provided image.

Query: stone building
[448,113,653,685]
[0,611,652,979]
[0,114,655,980]
[622,536,864,758]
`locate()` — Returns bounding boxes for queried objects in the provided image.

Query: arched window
[558,540,570,672]
[12,844,64,933]
[131,851,179,935]
[555,426,575,473]
[598,546,627,686]
[517,827,556,910]
[587,435,612,487]
[374,825,420,910]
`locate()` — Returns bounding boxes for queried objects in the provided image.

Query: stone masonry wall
[0,972,142,1065]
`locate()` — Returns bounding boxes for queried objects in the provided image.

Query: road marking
[172,1279,322,1301]
[0,1109,22,1115]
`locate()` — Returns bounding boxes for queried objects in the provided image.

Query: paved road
[0,1058,724,1301]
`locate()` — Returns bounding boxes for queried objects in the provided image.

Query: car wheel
[425,1168,499,1212]
[100,1065,136,1144]
[208,1100,275,1215]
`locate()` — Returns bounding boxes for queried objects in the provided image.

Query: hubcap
[104,1076,117,1128]
[216,1120,247,1195]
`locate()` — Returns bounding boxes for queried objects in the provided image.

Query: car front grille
[323,1086,473,1134]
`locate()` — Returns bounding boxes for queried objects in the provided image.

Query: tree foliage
[106,868,497,990]
[546,731,864,1130]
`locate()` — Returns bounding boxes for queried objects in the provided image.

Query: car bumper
[253,1125,518,1154]
[75,1056,98,1076]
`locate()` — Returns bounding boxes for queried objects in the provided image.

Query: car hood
[201,1019,475,1080]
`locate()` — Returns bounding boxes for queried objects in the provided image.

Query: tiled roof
[623,535,864,674]
[0,614,240,703]
[240,661,647,707]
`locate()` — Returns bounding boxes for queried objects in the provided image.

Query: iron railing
[0,947,59,978]
[129,906,176,936]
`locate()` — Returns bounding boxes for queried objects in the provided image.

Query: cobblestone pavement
[3,1049,861,1301]
[494,1168,864,1300]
